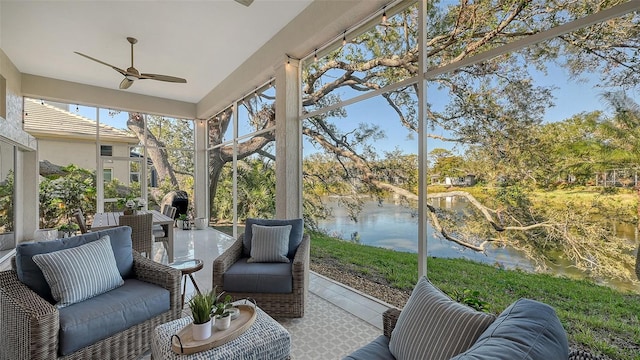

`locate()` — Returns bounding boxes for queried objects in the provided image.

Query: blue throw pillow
[243,218,303,258]
[451,298,569,360]
[15,226,133,303]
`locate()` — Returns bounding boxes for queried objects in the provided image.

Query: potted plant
[213,292,233,331]
[176,213,188,229]
[57,223,79,238]
[187,290,215,340]
[118,196,146,215]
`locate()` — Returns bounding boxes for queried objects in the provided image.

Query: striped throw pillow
[388,276,496,360]
[247,224,292,263]
[32,235,124,308]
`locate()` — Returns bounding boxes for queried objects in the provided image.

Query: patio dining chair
[74,209,89,234]
[161,204,170,216]
[153,206,176,254]
[120,213,154,258]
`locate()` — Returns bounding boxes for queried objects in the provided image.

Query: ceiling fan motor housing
[126,67,140,80]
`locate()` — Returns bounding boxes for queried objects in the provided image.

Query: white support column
[16,147,38,242]
[274,58,302,219]
[418,0,428,278]
[194,119,209,219]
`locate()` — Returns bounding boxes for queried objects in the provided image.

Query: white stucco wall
[0,48,39,260]
[37,137,132,185]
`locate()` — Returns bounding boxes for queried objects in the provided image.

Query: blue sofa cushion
[343,335,394,360]
[451,298,569,360]
[15,226,133,303]
[243,218,303,259]
[57,278,170,356]
[223,258,293,293]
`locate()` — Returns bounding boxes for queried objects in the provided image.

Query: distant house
[431,173,476,186]
[23,98,140,186]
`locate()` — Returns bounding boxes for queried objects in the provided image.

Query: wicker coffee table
[151,305,290,359]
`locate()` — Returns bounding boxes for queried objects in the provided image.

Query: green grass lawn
[310,231,640,360]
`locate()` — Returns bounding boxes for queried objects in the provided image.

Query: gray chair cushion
[57,278,170,356]
[343,335,394,360]
[388,276,496,360]
[451,298,569,360]
[243,218,303,259]
[32,236,124,308]
[15,226,133,303]
[223,258,293,293]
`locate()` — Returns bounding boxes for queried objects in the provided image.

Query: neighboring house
[23,98,140,185]
[431,173,477,186]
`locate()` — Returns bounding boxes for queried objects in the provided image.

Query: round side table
[169,259,204,308]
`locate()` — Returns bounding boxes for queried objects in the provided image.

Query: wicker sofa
[345,277,604,360]
[0,226,181,360]
[213,218,309,318]
[345,309,605,360]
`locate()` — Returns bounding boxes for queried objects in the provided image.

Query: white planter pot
[192,320,212,340]
[176,220,184,229]
[215,315,231,331]
[33,228,58,241]
[194,217,207,230]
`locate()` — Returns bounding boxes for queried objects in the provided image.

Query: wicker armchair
[0,251,181,360]
[381,308,605,360]
[213,232,310,318]
[120,213,153,258]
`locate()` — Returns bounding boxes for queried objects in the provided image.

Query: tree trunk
[208,150,226,214]
[127,113,179,188]
[207,107,276,216]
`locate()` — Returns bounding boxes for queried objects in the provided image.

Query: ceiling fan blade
[140,73,187,83]
[119,77,134,89]
[74,51,127,76]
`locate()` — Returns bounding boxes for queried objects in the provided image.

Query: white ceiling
[0,0,314,104]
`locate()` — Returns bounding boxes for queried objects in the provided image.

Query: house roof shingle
[23,98,139,143]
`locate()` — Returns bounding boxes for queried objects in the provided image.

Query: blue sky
[75,107,129,130]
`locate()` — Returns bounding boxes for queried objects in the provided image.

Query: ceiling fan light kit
[75,36,187,90]
[234,0,254,7]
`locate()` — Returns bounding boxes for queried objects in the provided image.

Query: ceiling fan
[74,37,187,90]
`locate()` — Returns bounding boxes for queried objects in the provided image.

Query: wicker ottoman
[151,306,291,360]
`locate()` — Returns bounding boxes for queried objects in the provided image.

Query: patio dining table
[90,209,175,262]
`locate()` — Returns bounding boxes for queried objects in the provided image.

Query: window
[100,145,113,157]
[103,168,112,182]
[0,141,15,262]
[130,161,140,183]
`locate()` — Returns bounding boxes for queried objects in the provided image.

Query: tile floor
[162,227,393,330]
